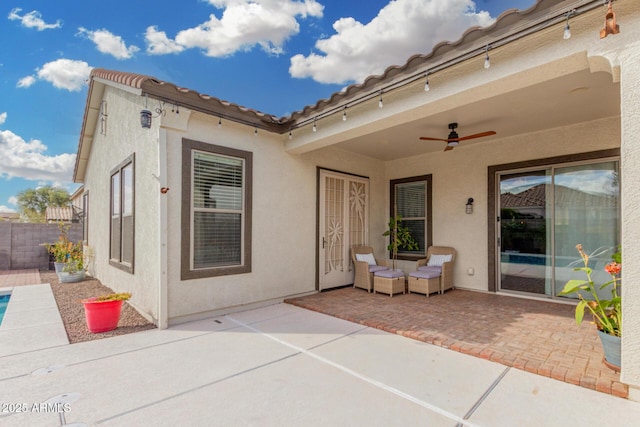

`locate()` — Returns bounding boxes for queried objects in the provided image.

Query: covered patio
[286,287,627,398]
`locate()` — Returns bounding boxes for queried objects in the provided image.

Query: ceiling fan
[419,122,496,151]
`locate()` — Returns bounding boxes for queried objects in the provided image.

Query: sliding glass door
[498,160,619,298]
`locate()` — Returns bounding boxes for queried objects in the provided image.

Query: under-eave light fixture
[312,117,317,132]
[483,45,491,69]
[563,9,576,39]
[424,72,430,92]
[343,106,347,121]
[378,91,384,108]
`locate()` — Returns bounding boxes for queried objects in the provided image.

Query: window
[390,175,432,259]
[181,139,252,279]
[110,155,134,273]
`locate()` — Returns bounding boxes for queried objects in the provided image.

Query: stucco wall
[386,116,620,291]
[163,114,386,323]
[82,86,160,323]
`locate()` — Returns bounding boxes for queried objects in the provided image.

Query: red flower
[605,261,621,275]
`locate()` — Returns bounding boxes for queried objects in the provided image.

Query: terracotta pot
[82,298,123,333]
[597,330,621,372]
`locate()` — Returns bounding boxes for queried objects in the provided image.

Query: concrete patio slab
[2,302,640,426]
[101,351,457,427]
[230,304,368,350]
[0,284,68,357]
[469,367,640,426]
[311,326,508,419]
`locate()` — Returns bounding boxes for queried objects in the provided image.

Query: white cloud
[77,27,140,59]
[33,59,93,92]
[8,8,62,31]
[0,205,16,213]
[146,0,323,57]
[17,75,36,88]
[0,129,75,183]
[289,0,494,84]
[8,196,18,206]
[0,112,6,125]
[145,26,185,55]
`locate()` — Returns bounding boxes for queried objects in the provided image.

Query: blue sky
[0,0,534,214]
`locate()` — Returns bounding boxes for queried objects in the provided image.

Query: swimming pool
[0,293,11,325]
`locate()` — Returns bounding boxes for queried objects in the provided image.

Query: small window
[390,175,432,259]
[110,154,134,273]
[181,139,252,279]
[82,192,89,242]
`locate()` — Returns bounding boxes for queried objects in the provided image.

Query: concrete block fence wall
[0,222,83,270]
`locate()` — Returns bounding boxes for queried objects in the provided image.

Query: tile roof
[88,0,588,132]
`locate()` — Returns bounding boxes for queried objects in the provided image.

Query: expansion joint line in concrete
[227,315,479,427]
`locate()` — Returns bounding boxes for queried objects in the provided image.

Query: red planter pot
[82,298,123,333]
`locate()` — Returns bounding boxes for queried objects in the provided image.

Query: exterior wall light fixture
[466,198,474,214]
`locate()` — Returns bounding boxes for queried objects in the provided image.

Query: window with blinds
[390,175,432,258]
[182,139,252,279]
[193,151,243,268]
[109,154,135,273]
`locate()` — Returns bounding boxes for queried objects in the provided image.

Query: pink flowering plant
[559,244,621,337]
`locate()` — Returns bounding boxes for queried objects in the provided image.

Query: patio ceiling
[331,68,620,161]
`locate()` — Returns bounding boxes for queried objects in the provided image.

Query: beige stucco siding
[82,86,160,323]
[162,114,386,323]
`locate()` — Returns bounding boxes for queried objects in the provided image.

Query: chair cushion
[355,252,377,266]
[410,270,440,279]
[427,254,452,267]
[369,265,388,273]
[418,266,442,273]
[374,269,404,278]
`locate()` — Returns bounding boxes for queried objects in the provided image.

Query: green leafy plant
[383,215,419,270]
[558,244,621,337]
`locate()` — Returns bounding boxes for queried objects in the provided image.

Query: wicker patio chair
[416,246,456,293]
[350,246,388,293]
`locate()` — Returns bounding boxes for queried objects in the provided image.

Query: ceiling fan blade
[457,131,496,142]
[419,136,448,142]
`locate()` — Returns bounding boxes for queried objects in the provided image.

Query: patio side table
[373,269,405,297]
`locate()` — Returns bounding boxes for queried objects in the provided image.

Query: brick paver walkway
[286,287,627,398]
[0,269,41,287]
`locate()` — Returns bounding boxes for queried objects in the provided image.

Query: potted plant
[81,292,131,333]
[558,244,621,371]
[44,224,85,283]
[383,214,419,270]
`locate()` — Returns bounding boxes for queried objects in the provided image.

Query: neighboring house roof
[45,207,75,223]
[501,184,617,209]
[0,212,20,222]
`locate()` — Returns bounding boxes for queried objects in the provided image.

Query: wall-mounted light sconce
[466,197,474,214]
[140,109,152,129]
[140,95,165,129]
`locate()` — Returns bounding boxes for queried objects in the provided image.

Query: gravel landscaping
[41,271,156,344]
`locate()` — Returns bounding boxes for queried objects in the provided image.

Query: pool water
[0,294,10,325]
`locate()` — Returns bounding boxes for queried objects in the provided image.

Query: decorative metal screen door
[319,170,369,290]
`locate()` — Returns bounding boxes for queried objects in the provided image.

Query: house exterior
[73,0,640,399]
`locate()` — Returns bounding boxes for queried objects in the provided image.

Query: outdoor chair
[416,246,456,294]
[351,246,388,293]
